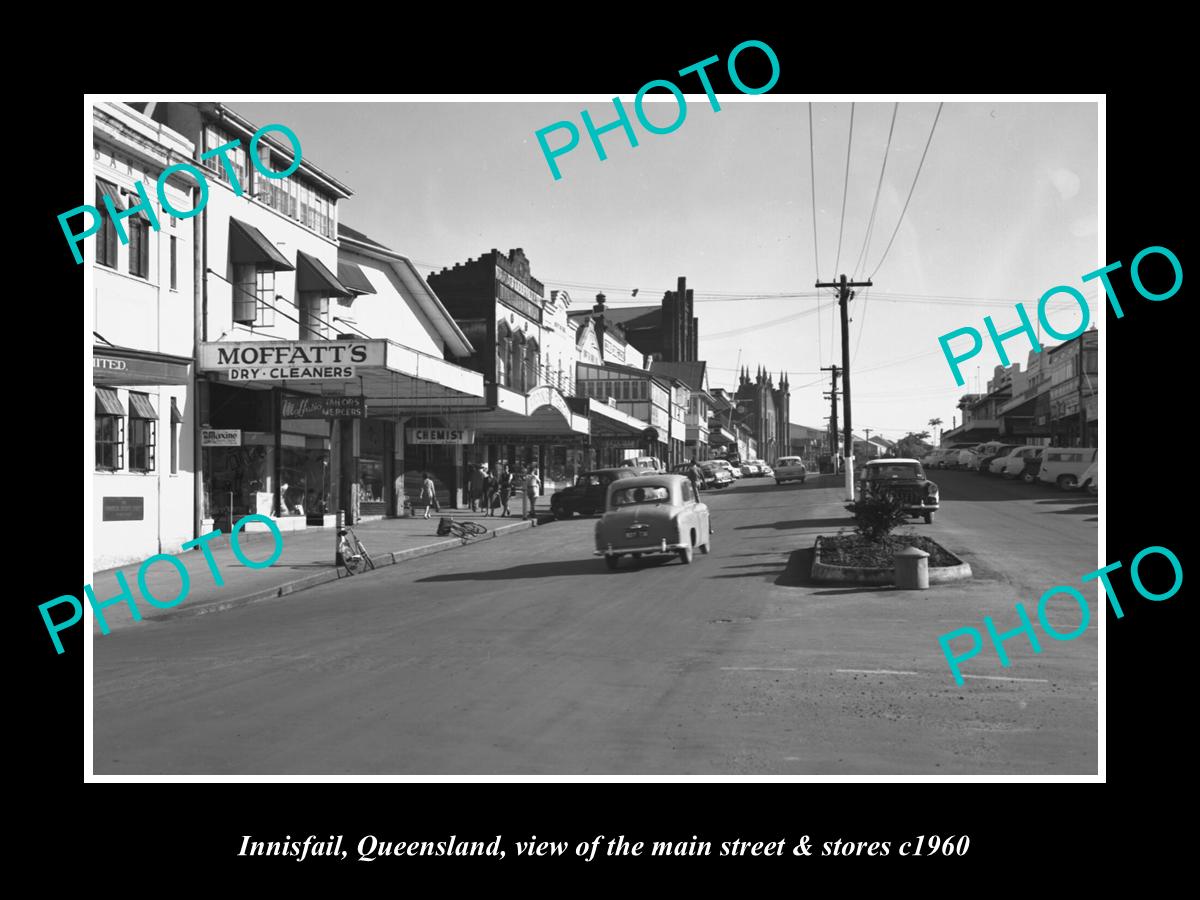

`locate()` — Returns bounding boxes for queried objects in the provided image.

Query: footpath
[90,510,554,634]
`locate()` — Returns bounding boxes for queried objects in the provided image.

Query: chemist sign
[406,428,475,445]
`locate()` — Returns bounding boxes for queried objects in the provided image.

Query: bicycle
[446,520,488,545]
[337,526,376,575]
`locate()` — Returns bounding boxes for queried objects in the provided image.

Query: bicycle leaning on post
[337,526,376,576]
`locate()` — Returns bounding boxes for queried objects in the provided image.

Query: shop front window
[280,447,331,518]
[96,415,123,471]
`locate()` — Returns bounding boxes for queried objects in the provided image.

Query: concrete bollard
[894,546,930,590]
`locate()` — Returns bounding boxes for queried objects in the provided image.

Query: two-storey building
[91,103,197,569]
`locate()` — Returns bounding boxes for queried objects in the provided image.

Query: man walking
[498,464,512,517]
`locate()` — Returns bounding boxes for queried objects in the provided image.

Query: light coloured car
[754,460,774,478]
[997,446,1043,478]
[773,456,807,484]
[956,444,986,469]
[711,459,741,480]
[740,461,762,477]
[975,442,1018,472]
[1080,461,1098,495]
[594,474,711,569]
[622,455,665,474]
[1038,447,1098,490]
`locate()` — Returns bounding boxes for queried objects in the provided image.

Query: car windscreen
[778,458,800,465]
[865,464,923,479]
[611,485,671,507]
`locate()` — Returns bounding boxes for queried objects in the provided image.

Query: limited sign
[406,428,475,445]
[282,396,367,419]
[201,428,242,447]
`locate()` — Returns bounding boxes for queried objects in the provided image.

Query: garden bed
[811,534,972,585]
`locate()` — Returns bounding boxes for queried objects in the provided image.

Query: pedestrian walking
[687,457,703,494]
[498,464,512,517]
[482,464,497,516]
[468,463,486,512]
[525,466,541,519]
[421,472,439,519]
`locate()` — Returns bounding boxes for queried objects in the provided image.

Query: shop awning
[96,387,124,416]
[94,345,191,386]
[337,261,376,295]
[229,218,295,271]
[128,393,157,420]
[170,397,184,425]
[298,251,354,299]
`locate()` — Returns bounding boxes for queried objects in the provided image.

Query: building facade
[92,103,197,570]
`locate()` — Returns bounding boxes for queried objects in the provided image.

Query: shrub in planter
[845,493,910,543]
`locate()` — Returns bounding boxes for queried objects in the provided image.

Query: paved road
[93,470,1098,774]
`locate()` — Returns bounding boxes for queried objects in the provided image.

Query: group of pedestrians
[465,462,541,518]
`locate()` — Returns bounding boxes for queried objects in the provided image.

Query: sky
[235,98,1099,440]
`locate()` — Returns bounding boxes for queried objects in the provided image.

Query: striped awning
[96,387,124,415]
[128,392,157,420]
[96,178,122,211]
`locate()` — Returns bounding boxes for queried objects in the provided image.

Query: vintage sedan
[773,456,807,484]
[700,462,733,488]
[740,461,762,477]
[857,458,940,524]
[594,474,711,568]
[550,467,639,518]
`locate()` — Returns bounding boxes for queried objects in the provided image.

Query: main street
[93,472,1098,775]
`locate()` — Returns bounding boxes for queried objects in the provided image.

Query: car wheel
[775,479,782,485]
[1057,474,1077,490]
[1022,471,1036,484]
[553,507,568,520]
[677,545,693,565]
[604,555,620,570]
[924,511,935,524]
[800,477,806,483]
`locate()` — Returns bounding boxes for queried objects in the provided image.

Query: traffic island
[811,534,973,586]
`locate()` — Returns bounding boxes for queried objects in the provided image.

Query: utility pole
[1077,333,1088,447]
[822,364,840,475]
[816,274,872,498]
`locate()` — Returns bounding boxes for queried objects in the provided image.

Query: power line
[832,102,855,276]
[810,102,823,365]
[869,102,944,279]
[852,101,898,279]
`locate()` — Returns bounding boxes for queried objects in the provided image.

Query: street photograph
[86,97,1100,776]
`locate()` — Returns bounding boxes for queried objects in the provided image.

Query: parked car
[996,445,1043,478]
[956,444,987,469]
[773,456,808,484]
[754,460,774,478]
[710,459,741,480]
[923,448,957,469]
[622,455,665,474]
[975,442,1018,472]
[700,462,733,488]
[1080,461,1098,495]
[1037,447,1098,490]
[857,458,940,524]
[594,474,711,568]
[669,462,719,489]
[740,461,762,477]
[550,467,639,519]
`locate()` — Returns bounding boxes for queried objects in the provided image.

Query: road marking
[721,666,798,672]
[835,669,1050,684]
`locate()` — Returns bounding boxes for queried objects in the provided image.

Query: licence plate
[625,530,644,539]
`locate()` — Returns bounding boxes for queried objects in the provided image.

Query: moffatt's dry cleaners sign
[199,341,384,381]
